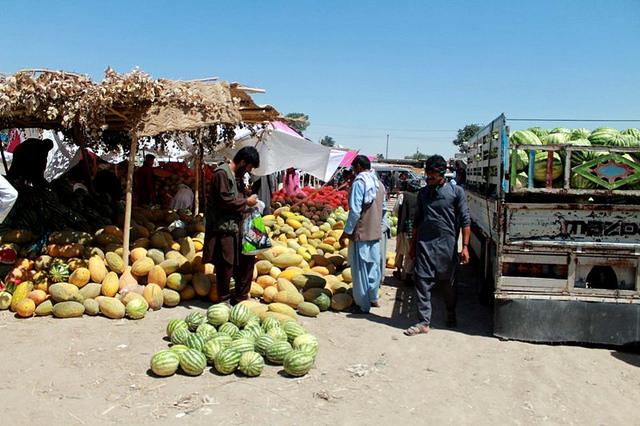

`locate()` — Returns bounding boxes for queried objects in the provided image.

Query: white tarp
[222,123,346,182]
[43,130,82,182]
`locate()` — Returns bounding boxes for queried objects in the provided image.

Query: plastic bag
[241,208,272,255]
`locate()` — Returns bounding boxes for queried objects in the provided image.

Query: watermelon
[169,344,189,356]
[550,127,571,135]
[238,352,265,377]
[589,128,619,145]
[243,324,264,340]
[196,323,217,341]
[218,322,240,338]
[283,322,306,343]
[622,128,640,139]
[150,350,180,377]
[186,334,206,352]
[512,172,529,191]
[533,151,563,182]
[527,127,548,138]
[511,130,542,146]
[185,311,206,331]
[209,333,233,348]
[229,337,255,354]
[170,327,191,346]
[207,303,230,326]
[571,172,598,189]
[570,128,591,140]
[283,350,315,377]
[245,314,261,328]
[202,339,224,364]
[566,138,593,166]
[606,133,633,147]
[166,319,188,337]
[267,327,288,342]
[125,297,148,320]
[255,334,275,356]
[266,341,293,364]
[292,334,319,357]
[542,133,569,145]
[230,303,251,328]
[179,349,207,376]
[214,348,242,375]
[312,293,331,311]
[237,329,257,343]
[261,317,281,332]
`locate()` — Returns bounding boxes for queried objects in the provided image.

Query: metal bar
[527,149,535,188]
[507,240,640,250]
[545,150,553,189]
[567,252,577,291]
[495,293,640,303]
[505,202,640,211]
[510,188,640,196]
[564,147,572,189]
[513,143,640,153]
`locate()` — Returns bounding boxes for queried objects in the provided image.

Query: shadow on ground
[349,261,493,338]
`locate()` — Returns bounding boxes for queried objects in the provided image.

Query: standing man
[134,154,156,206]
[340,155,386,314]
[204,147,260,305]
[404,155,470,336]
[393,180,420,283]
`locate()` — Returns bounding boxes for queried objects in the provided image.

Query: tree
[319,136,335,147]
[404,150,430,160]
[285,113,310,134]
[453,124,483,153]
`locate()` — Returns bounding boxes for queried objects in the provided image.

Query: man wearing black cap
[404,155,470,336]
[7,138,53,187]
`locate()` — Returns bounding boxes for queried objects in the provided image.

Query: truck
[464,114,640,345]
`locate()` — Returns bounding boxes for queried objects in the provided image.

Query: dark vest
[398,192,418,234]
[353,181,385,242]
[206,163,241,234]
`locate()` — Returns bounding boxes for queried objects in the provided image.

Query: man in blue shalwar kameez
[340,155,386,314]
[405,155,471,335]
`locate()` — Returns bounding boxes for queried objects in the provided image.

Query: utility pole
[385,134,389,159]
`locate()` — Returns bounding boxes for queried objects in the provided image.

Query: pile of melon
[151,302,318,378]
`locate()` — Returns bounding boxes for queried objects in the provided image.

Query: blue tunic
[414,183,470,282]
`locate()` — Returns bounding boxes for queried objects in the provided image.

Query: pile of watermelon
[150,302,319,378]
[510,127,640,190]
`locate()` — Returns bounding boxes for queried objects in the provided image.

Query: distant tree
[453,124,483,153]
[404,150,430,160]
[376,153,384,161]
[285,113,310,134]
[319,136,336,147]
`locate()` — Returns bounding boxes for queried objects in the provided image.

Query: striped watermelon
[243,324,264,340]
[218,322,240,338]
[238,351,265,377]
[166,319,188,337]
[196,323,217,341]
[542,133,569,145]
[566,138,593,166]
[267,327,288,342]
[202,339,224,364]
[255,335,275,356]
[550,127,571,135]
[261,317,281,332]
[510,130,542,146]
[185,311,206,331]
[245,314,261,328]
[589,128,620,145]
[170,327,191,346]
[180,349,207,376]
[209,333,233,348]
[230,303,251,327]
[527,127,548,138]
[237,329,257,343]
[214,348,242,375]
[151,350,181,377]
[570,128,591,141]
[622,128,640,139]
[229,337,255,354]
[186,334,206,352]
[571,172,598,190]
[312,293,331,312]
[207,303,230,326]
[283,322,306,343]
[266,341,293,365]
[283,350,315,377]
[169,344,190,356]
[293,334,319,357]
[608,134,634,147]
[533,151,563,182]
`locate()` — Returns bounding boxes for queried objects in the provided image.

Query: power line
[311,123,457,132]
[509,118,640,122]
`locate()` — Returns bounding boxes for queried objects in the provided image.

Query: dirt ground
[1,251,640,425]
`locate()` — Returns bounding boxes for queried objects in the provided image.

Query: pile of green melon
[150,302,319,378]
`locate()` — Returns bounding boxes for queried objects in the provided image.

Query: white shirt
[170,185,194,210]
[0,176,18,223]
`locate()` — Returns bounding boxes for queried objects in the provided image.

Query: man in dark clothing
[134,154,156,206]
[7,138,53,187]
[203,147,259,305]
[94,161,122,203]
[405,155,471,336]
[393,180,420,283]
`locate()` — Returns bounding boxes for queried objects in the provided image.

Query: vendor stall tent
[0,68,280,264]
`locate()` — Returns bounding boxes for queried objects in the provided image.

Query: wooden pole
[122,133,138,267]
[194,144,202,215]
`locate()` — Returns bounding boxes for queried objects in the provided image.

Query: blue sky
[1,0,639,159]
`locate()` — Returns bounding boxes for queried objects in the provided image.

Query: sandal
[404,324,430,336]
[370,300,381,308]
